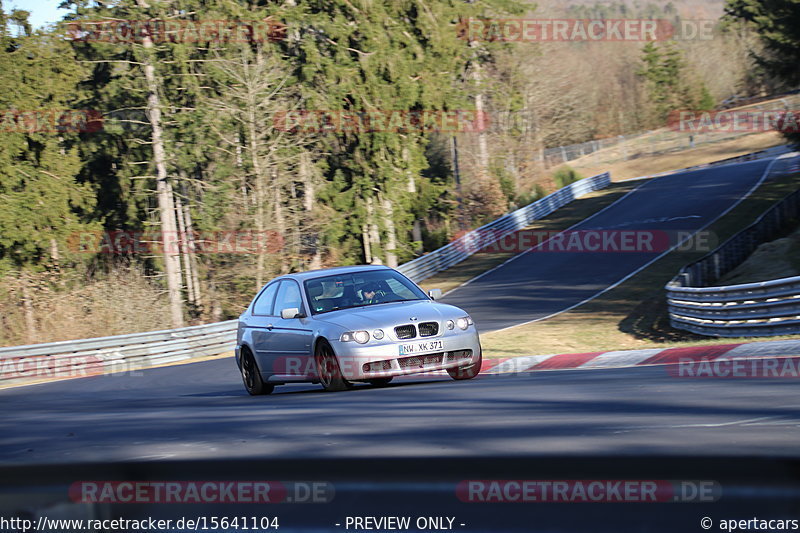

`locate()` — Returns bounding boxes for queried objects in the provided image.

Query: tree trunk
[362,223,372,264]
[181,180,203,312]
[301,153,322,269]
[246,90,267,288]
[174,191,196,309]
[379,191,398,268]
[473,61,490,178]
[366,195,383,264]
[21,276,37,343]
[272,169,288,274]
[136,0,184,328]
[412,220,423,255]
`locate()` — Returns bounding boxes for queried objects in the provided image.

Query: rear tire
[240,349,274,395]
[315,340,351,392]
[447,351,482,380]
[368,377,393,387]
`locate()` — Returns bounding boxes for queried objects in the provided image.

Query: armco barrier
[666,153,800,337]
[0,320,237,386]
[0,174,609,386]
[396,172,611,283]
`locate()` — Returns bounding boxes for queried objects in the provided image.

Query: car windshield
[304,270,428,314]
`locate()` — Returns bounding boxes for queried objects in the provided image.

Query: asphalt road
[2,157,796,469]
[2,359,799,465]
[441,158,776,332]
[2,158,798,531]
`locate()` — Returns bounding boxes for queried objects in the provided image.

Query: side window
[252,282,279,316]
[274,280,304,316]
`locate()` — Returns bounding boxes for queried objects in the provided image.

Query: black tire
[368,377,393,387]
[447,350,482,381]
[240,349,274,395]
[315,340,351,392]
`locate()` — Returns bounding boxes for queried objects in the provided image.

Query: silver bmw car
[235,265,482,394]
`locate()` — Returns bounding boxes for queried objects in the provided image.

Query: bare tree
[205,44,314,287]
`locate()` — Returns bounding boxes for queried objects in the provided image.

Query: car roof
[277,265,394,283]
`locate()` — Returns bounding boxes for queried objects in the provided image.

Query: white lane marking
[595,215,702,230]
[443,179,649,297]
[613,416,787,433]
[579,349,663,368]
[488,154,789,334]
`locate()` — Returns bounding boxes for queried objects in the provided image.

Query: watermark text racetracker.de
[65,19,286,43]
[68,480,334,504]
[458,18,717,42]
[669,110,800,134]
[0,354,151,381]
[0,110,102,133]
[451,229,717,254]
[456,479,720,502]
[274,109,489,133]
[669,357,800,379]
[67,230,285,255]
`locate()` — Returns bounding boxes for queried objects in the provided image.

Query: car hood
[315,300,465,330]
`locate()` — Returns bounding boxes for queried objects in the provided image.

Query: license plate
[399,340,443,355]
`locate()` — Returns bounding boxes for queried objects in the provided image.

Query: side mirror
[428,288,443,301]
[280,307,305,319]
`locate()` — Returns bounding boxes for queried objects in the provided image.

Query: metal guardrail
[519,92,800,170]
[0,174,609,386]
[0,320,237,386]
[666,153,800,337]
[397,172,611,283]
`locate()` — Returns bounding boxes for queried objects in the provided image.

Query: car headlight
[372,329,385,340]
[341,330,370,344]
[446,320,455,330]
[456,316,473,330]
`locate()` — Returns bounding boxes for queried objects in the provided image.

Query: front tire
[240,349,274,395]
[447,351,482,380]
[315,340,351,392]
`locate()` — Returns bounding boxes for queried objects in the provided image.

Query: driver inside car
[359,282,386,304]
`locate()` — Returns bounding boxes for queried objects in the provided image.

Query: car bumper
[331,330,481,381]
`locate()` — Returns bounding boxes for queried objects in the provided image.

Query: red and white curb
[479,339,800,375]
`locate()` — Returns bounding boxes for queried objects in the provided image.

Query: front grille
[418,321,439,337]
[446,349,472,362]
[398,353,444,369]
[395,324,416,340]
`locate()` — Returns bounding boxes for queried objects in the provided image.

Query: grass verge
[571,131,785,182]
[480,167,800,358]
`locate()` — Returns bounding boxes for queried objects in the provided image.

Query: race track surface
[2,358,799,465]
[2,158,796,470]
[441,158,774,332]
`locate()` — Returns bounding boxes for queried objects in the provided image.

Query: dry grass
[480,169,800,358]
[0,266,173,347]
[571,131,786,182]
[718,226,800,285]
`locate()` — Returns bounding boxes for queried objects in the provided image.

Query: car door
[248,281,280,373]
[268,280,314,379]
